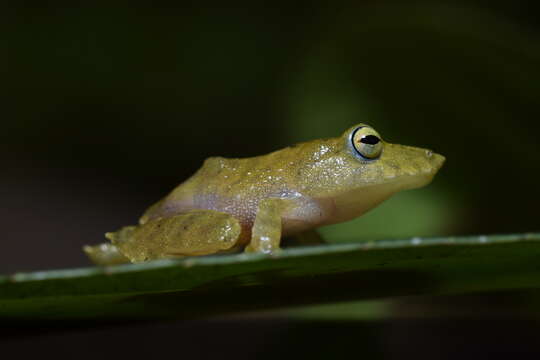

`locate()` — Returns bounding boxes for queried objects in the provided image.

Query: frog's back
[140,154,286,226]
[140,139,336,227]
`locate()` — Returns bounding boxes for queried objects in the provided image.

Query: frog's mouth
[372,144,445,190]
[327,150,445,224]
[392,151,446,191]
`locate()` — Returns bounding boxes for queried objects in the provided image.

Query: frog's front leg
[245,198,297,254]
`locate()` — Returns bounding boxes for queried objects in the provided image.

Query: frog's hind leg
[83,225,136,266]
[83,243,131,266]
[106,210,242,263]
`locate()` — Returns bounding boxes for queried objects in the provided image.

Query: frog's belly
[281,196,335,236]
[178,193,333,240]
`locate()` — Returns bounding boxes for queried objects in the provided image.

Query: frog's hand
[245,198,297,254]
[110,210,242,263]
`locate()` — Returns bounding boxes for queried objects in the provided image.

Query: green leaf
[1,233,540,322]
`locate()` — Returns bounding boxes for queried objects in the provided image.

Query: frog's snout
[401,149,445,190]
[426,150,445,174]
[416,149,445,179]
[387,144,445,190]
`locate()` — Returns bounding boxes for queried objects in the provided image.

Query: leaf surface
[1,233,539,322]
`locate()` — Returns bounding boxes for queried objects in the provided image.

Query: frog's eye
[350,126,383,160]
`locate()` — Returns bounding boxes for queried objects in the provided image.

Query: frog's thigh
[113,210,242,262]
[245,198,296,254]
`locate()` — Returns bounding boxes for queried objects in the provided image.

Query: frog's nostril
[431,153,446,171]
[425,150,433,158]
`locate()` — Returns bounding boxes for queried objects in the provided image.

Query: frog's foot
[245,198,295,254]
[83,243,131,266]
[108,210,242,263]
[283,229,327,247]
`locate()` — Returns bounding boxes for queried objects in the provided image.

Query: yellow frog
[84,124,445,265]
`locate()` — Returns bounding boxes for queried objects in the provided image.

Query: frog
[84,123,445,265]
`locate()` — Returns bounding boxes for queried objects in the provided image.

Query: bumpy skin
[84,124,445,265]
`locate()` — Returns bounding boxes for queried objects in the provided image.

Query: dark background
[2,1,539,358]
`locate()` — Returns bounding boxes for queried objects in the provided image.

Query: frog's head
[343,123,445,190]
[305,123,445,223]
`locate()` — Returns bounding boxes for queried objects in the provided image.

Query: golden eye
[351,126,383,160]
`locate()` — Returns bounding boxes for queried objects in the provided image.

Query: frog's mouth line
[353,173,436,193]
[392,172,439,191]
[325,164,442,224]
[351,159,445,192]
[383,152,445,190]
[386,164,444,189]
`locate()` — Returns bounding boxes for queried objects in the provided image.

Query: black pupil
[360,135,380,145]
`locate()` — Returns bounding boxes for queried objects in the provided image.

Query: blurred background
[2,0,540,358]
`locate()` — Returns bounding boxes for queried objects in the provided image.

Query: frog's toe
[84,243,131,266]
